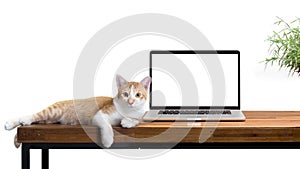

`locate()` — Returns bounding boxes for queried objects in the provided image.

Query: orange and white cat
[5,75,151,148]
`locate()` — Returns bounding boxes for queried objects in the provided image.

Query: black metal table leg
[42,149,49,169]
[20,142,300,169]
[22,144,30,169]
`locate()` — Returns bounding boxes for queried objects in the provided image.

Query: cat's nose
[128,98,135,105]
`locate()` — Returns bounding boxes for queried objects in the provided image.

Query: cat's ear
[116,74,128,89]
[140,76,152,91]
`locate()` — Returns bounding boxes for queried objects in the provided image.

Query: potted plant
[263,17,300,75]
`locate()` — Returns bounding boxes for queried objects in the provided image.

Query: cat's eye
[135,93,141,98]
[123,92,129,97]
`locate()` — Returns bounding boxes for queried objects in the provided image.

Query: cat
[4,74,151,148]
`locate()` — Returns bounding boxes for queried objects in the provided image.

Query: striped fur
[5,75,151,148]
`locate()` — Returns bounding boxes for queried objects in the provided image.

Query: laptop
[143,50,245,121]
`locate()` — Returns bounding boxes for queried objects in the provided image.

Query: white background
[1,0,300,168]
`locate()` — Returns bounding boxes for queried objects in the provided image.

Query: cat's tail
[5,117,33,149]
[4,120,22,148]
[14,133,21,148]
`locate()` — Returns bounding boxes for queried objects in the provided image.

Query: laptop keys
[158,110,231,115]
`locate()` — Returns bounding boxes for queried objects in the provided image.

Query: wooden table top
[17,111,300,144]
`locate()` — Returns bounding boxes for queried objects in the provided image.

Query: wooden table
[17,111,300,169]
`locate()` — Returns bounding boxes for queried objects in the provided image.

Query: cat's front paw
[121,118,139,128]
[102,135,113,148]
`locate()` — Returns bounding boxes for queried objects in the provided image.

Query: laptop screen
[150,50,240,109]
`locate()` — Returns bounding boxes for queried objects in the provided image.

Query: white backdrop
[1,0,300,169]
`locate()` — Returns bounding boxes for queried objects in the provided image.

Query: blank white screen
[151,53,239,107]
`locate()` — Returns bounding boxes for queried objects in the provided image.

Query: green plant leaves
[263,17,300,76]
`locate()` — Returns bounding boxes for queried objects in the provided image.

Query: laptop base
[143,110,246,122]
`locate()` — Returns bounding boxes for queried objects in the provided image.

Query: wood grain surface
[17,111,300,143]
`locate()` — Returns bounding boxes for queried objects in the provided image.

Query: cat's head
[116,74,151,108]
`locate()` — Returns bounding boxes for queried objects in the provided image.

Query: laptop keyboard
[158,110,231,115]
